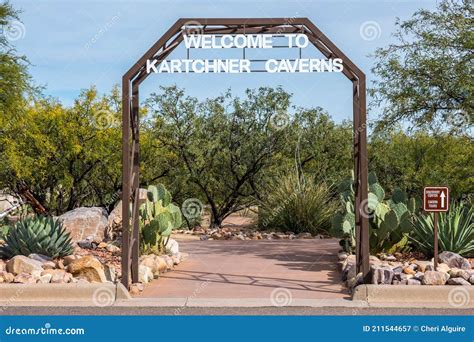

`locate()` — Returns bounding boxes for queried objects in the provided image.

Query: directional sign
[423,186,449,212]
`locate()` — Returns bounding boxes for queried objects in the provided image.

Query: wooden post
[434,212,438,270]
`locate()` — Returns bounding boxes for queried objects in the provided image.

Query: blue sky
[10,0,438,123]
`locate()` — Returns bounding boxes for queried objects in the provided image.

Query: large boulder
[67,255,107,282]
[59,207,108,242]
[106,189,148,239]
[438,251,471,270]
[7,255,43,275]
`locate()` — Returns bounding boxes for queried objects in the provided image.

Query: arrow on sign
[440,191,446,208]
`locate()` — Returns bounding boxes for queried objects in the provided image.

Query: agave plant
[0,216,73,258]
[410,202,474,257]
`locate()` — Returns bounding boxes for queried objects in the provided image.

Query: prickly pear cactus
[139,184,182,254]
[330,171,420,254]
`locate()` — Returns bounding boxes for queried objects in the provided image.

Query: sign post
[423,186,449,270]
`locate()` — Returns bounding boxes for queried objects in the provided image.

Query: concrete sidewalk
[141,239,349,300]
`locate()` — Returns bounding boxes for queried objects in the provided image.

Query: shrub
[410,202,474,257]
[0,216,73,258]
[257,173,337,235]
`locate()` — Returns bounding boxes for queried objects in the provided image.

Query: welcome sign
[146,33,344,74]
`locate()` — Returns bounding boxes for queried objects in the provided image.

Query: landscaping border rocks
[340,251,474,290]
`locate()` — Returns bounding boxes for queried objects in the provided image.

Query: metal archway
[121,18,369,288]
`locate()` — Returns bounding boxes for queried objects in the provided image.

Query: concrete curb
[353,285,474,308]
[0,283,130,302]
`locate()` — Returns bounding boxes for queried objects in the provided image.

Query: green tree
[147,86,291,228]
[369,131,474,198]
[0,2,34,119]
[370,0,473,134]
[0,87,123,214]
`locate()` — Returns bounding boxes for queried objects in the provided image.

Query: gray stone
[138,265,153,284]
[297,232,312,239]
[28,253,52,263]
[449,268,471,281]
[469,275,474,285]
[392,266,403,274]
[407,279,422,285]
[7,255,43,275]
[415,260,433,273]
[37,273,52,284]
[414,272,424,280]
[58,207,108,242]
[438,251,471,270]
[342,261,356,281]
[104,264,116,282]
[371,266,394,285]
[13,272,36,283]
[337,252,348,261]
[422,271,450,285]
[385,255,397,262]
[447,277,471,286]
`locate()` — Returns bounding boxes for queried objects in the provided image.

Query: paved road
[2,305,472,316]
[141,239,349,300]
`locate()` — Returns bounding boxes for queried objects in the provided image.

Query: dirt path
[141,238,349,300]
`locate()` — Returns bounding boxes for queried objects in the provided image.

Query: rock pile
[340,251,474,290]
[176,228,321,241]
[0,253,115,284]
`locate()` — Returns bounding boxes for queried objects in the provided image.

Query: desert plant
[138,184,182,254]
[258,173,337,235]
[410,201,474,257]
[0,216,73,258]
[0,225,9,240]
[330,171,420,254]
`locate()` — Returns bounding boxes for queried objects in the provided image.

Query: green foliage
[410,202,474,257]
[257,172,337,235]
[139,184,182,254]
[0,216,73,258]
[370,0,473,134]
[0,2,35,120]
[0,87,123,215]
[147,86,292,228]
[0,224,9,240]
[330,171,419,254]
[370,131,474,198]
